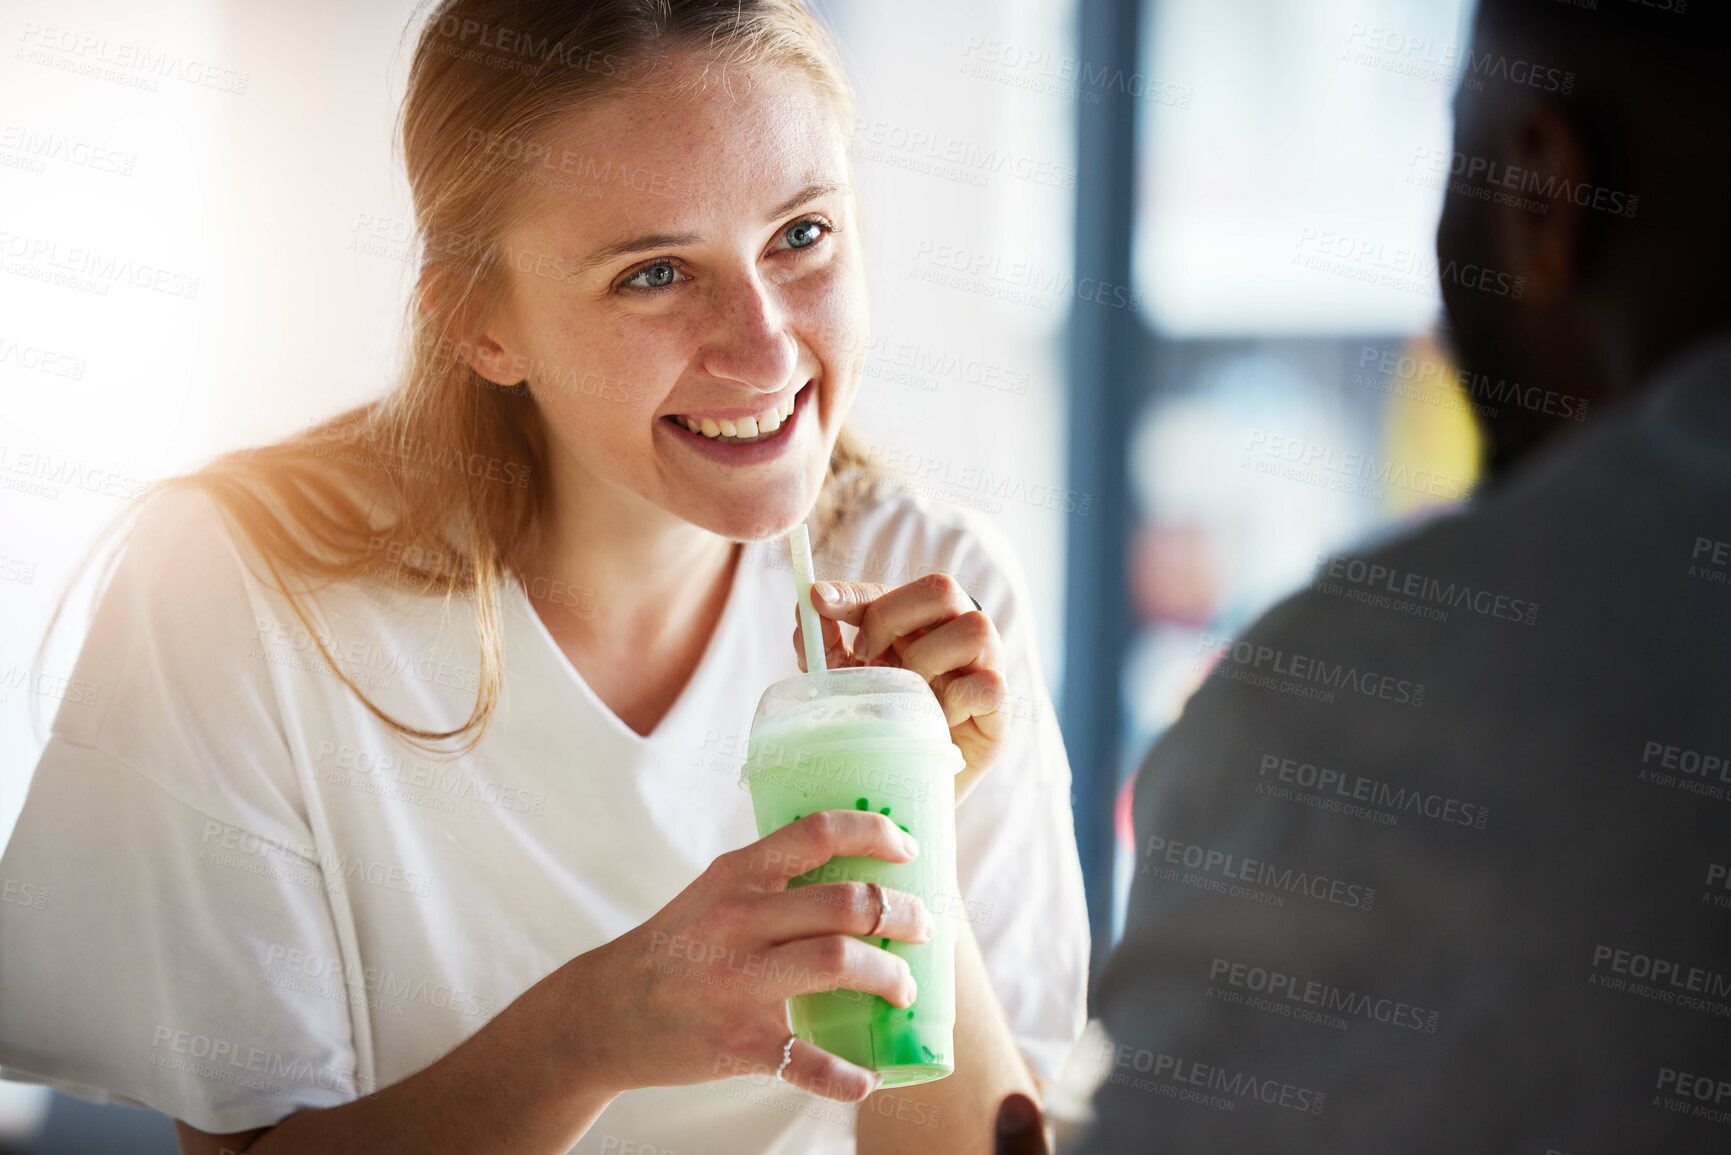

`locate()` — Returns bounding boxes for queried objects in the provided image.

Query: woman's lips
[659,380,813,465]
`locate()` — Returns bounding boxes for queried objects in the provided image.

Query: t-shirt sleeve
[937,511,1092,1090]
[0,487,363,1134]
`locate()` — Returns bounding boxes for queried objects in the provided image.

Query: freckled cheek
[533,318,687,434]
[534,384,641,461]
[791,270,867,406]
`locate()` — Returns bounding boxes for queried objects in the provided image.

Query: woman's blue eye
[624,261,684,291]
[785,218,827,249]
[619,217,832,293]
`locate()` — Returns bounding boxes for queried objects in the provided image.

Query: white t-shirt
[0,479,1089,1151]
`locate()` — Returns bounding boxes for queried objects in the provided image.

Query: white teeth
[675,384,805,442]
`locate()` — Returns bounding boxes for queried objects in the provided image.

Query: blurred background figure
[1072,0,1731,1150]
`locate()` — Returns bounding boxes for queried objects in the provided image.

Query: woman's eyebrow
[575,229,701,274]
[572,179,850,274]
[764,179,849,222]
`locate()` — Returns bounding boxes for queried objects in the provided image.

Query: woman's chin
[682,493,819,542]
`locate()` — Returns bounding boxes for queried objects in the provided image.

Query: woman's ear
[1492,98,1589,307]
[463,331,530,389]
[417,264,529,388]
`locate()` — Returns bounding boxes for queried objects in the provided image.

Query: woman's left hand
[793,574,1007,804]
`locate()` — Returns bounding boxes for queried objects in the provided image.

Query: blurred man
[1000,0,1731,1150]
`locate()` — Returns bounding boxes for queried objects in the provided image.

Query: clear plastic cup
[739,666,964,1088]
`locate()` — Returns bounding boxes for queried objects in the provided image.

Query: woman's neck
[529,463,737,621]
[520,457,741,735]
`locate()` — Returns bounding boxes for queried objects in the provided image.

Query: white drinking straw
[787,523,827,674]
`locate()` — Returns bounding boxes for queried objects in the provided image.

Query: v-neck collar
[510,543,755,745]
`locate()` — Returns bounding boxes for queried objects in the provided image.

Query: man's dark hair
[1445,0,1731,479]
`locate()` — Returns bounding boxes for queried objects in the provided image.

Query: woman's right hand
[569,809,934,1103]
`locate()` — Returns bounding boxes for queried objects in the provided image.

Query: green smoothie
[740,668,964,1089]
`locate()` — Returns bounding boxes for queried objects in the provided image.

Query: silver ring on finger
[775,1032,797,1081]
[867,880,891,938]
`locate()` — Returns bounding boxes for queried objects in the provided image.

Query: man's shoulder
[1233,394,1707,674]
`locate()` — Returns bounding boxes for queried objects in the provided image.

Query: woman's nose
[698,272,798,394]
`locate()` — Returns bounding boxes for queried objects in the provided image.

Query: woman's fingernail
[812,581,838,605]
[900,832,919,858]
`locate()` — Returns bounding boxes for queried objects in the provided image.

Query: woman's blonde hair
[68,0,879,752]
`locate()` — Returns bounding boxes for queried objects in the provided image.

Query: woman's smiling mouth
[660,380,813,457]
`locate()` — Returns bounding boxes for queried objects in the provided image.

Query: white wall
[0,0,425,844]
[822,0,1076,683]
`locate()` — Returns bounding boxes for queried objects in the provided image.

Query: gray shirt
[1078,331,1731,1153]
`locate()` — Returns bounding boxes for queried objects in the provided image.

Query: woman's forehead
[518,65,852,245]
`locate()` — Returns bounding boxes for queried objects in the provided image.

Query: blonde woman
[0,2,1089,1152]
